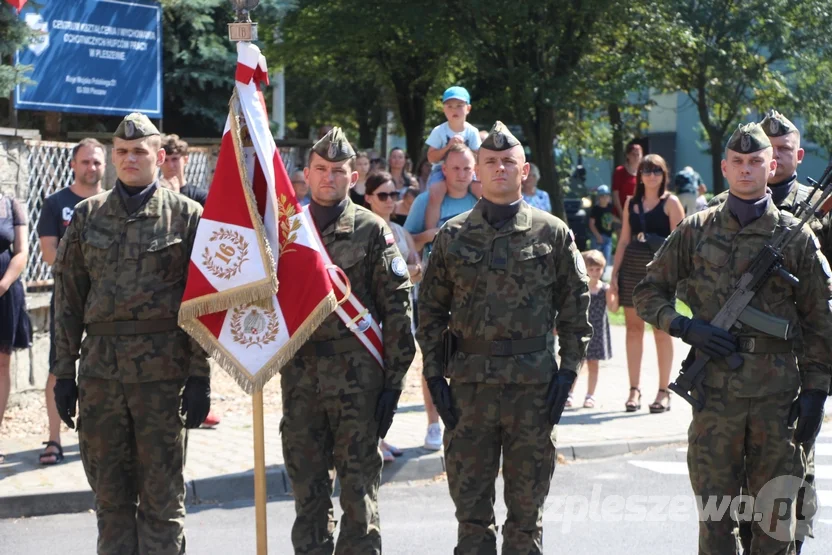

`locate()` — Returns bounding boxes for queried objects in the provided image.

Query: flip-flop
[39,441,64,465]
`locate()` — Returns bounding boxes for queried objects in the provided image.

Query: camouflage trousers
[739,438,818,551]
[688,386,803,555]
[444,382,557,555]
[281,384,383,555]
[78,377,187,555]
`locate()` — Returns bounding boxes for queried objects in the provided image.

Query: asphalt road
[2,435,830,554]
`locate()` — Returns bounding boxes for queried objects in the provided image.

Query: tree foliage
[0,3,40,100]
[159,0,239,136]
[275,0,462,161]
[458,0,628,218]
[653,0,832,192]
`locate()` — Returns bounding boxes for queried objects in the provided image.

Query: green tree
[160,0,239,136]
[654,0,832,193]
[461,0,628,219]
[0,2,40,123]
[275,0,461,162]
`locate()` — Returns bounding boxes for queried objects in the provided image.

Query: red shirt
[612,165,637,217]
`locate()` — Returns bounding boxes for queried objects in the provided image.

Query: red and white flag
[178,43,337,393]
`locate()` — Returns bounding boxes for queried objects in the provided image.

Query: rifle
[670,162,832,411]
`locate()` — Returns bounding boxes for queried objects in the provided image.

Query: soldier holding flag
[280,127,416,553]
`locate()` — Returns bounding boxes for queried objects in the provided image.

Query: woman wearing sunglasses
[610,154,685,414]
[364,171,424,462]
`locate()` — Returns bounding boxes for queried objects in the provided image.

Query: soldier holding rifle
[634,123,832,554]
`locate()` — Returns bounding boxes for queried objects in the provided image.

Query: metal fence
[22,142,303,288]
[24,140,76,288]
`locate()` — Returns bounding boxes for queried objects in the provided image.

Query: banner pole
[252,389,268,555]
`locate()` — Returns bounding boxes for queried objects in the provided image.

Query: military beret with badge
[311,127,356,162]
[760,109,798,138]
[480,121,521,151]
[726,122,771,154]
[114,112,160,140]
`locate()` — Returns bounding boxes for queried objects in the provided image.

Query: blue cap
[442,86,470,104]
[596,185,611,196]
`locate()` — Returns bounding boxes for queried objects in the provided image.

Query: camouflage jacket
[707,179,832,258]
[634,200,832,397]
[282,200,415,396]
[52,186,209,382]
[418,201,592,384]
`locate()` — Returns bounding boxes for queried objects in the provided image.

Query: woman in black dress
[610,154,685,414]
[0,192,31,463]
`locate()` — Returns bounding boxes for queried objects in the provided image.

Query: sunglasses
[642,168,664,176]
[374,191,400,201]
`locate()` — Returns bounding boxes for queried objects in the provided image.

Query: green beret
[311,127,355,162]
[480,121,521,151]
[760,109,798,137]
[726,123,771,154]
[113,112,160,140]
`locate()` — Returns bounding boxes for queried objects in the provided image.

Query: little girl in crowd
[566,249,615,408]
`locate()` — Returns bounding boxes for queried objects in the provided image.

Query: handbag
[635,199,666,253]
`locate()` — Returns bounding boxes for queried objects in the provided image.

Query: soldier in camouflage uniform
[707,110,827,554]
[51,113,211,555]
[634,123,831,554]
[418,121,592,555]
[280,127,415,554]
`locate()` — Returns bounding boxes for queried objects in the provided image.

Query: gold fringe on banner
[179,292,338,393]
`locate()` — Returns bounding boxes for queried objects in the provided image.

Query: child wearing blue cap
[424,86,481,187]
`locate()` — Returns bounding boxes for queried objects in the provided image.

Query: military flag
[178,41,337,393]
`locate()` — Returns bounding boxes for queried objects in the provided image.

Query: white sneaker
[424,423,443,451]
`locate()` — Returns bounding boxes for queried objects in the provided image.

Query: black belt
[297,337,364,357]
[85,318,180,336]
[736,337,792,354]
[456,335,549,357]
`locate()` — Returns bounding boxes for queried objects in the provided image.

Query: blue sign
[15,0,162,117]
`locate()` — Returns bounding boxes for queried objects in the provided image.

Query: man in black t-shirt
[589,184,617,269]
[36,138,105,465]
[160,134,208,206]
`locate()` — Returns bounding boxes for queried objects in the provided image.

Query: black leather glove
[426,377,458,430]
[181,376,211,429]
[374,388,402,439]
[789,389,827,443]
[546,371,577,425]
[54,378,78,430]
[670,316,737,358]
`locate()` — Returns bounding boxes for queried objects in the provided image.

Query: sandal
[649,389,672,414]
[39,441,64,465]
[625,387,642,412]
[564,394,574,409]
[583,395,596,409]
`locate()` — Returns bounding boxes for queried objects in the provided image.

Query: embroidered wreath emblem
[230,305,280,348]
[201,228,250,280]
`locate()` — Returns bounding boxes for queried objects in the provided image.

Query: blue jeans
[426,165,444,187]
[591,235,613,267]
